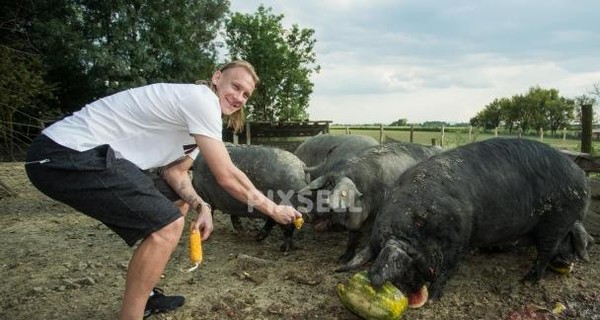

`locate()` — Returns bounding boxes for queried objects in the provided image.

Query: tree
[590,83,600,102]
[390,118,408,126]
[471,86,576,133]
[469,98,503,130]
[1,2,55,159]
[574,94,596,124]
[224,5,320,121]
[29,0,229,114]
[545,96,575,134]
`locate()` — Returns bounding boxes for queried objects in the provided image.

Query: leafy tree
[29,0,229,114]
[224,5,320,121]
[574,94,597,124]
[471,86,576,133]
[390,118,408,126]
[1,2,55,159]
[545,96,574,134]
[470,98,503,130]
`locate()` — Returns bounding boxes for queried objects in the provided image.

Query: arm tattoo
[177,177,201,210]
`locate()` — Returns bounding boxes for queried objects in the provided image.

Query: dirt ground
[1,162,599,320]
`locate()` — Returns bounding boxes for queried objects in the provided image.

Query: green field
[329,126,600,154]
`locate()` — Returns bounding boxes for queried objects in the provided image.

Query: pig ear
[369,239,407,288]
[337,177,362,198]
[306,176,328,190]
[572,222,592,262]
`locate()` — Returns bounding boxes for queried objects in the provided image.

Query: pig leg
[256,219,276,241]
[279,224,298,252]
[230,216,278,243]
[523,225,572,282]
[230,216,243,231]
[426,263,458,301]
[338,230,362,263]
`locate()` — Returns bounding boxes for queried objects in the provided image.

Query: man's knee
[148,216,185,245]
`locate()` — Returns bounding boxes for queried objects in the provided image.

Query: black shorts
[25,135,183,247]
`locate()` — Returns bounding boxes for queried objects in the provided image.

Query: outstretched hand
[270,204,303,225]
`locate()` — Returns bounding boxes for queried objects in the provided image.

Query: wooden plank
[560,149,600,173]
[585,178,600,237]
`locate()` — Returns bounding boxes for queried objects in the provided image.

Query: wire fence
[330,125,600,154]
[0,104,48,161]
[3,113,599,162]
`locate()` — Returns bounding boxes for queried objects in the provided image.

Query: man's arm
[193,134,301,225]
[161,156,213,239]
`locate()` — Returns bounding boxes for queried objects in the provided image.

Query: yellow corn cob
[188,229,202,272]
[294,216,304,230]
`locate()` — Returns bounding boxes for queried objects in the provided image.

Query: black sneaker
[143,287,185,318]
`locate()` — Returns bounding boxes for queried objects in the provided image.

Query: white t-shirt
[43,83,222,170]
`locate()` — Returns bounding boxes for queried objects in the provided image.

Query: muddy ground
[1,162,599,320]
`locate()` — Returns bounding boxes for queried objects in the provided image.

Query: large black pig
[192,144,309,251]
[301,142,442,263]
[340,138,591,303]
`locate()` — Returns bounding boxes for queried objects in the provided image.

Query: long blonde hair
[198,60,259,134]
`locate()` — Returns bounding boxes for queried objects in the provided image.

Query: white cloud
[230,1,600,124]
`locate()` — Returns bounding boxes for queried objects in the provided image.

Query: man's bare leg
[118,216,185,320]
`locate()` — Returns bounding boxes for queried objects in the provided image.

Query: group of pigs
[191,134,594,305]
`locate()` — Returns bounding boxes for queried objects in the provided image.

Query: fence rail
[330,125,600,153]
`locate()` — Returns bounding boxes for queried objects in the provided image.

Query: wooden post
[441,125,445,147]
[562,127,567,144]
[469,125,473,142]
[410,125,414,143]
[494,127,498,137]
[581,104,593,153]
[245,122,251,145]
[518,127,522,138]
[539,127,544,141]
[345,126,350,135]
[379,123,384,143]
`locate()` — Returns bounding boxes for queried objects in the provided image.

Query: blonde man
[25,61,302,319]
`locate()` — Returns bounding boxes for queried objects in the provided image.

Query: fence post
[581,104,593,153]
[245,122,251,145]
[379,123,384,143]
[345,126,350,135]
[469,125,473,142]
[441,125,445,147]
[410,125,414,143]
[562,127,566,144]
[539,127,544,141]
[494,127,498,137]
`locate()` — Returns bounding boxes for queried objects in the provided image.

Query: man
[25,60,302,319]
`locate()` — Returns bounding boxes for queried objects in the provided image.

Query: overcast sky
[229,1,600,124]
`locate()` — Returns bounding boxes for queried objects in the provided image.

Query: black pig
[302,142,442,263]
[340,138,591,302]
[192,144,309,251]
